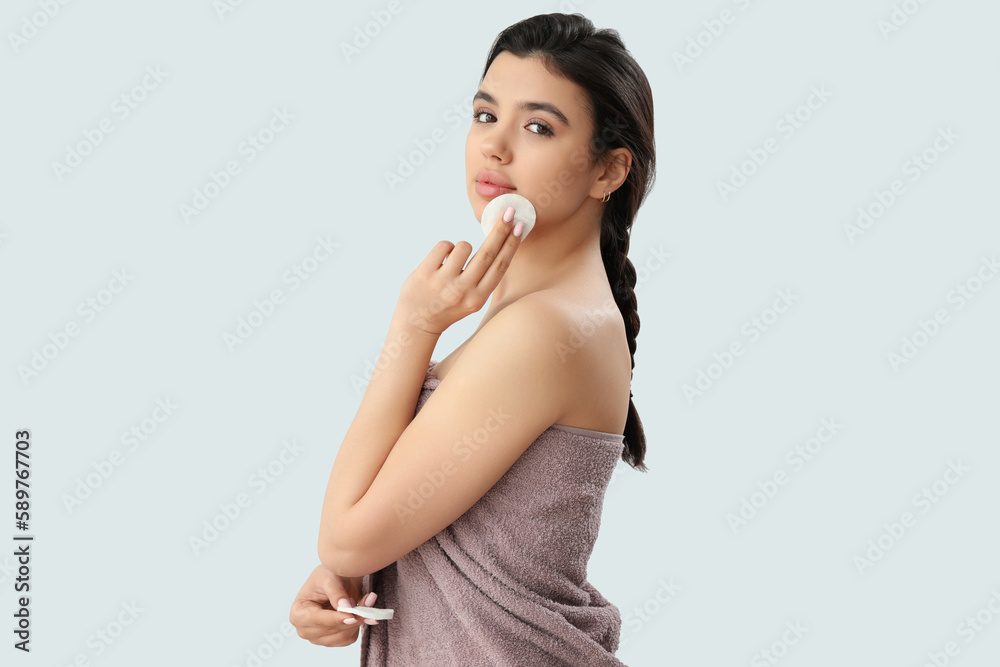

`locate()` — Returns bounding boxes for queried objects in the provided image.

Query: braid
[601,201,647,472]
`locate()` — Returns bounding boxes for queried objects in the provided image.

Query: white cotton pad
[481,193,536,240]
[336,605,394,620]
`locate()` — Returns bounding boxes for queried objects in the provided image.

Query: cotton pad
[336,605,394,620]
[481,193,535,240]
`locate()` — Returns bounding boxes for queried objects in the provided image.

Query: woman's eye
[472,110,553,137]
[527,122,552,136]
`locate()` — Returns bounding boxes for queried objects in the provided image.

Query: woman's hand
[289,563,379,648]
[398,206,522,335]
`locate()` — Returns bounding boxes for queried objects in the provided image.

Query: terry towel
[360,360,629,666]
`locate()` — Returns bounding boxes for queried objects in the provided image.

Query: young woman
[290,12,654,665]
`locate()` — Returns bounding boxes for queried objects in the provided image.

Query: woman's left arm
[318,219,523,572]
[318,307,439,553]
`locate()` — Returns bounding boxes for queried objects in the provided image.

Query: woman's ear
[592,148,632,198]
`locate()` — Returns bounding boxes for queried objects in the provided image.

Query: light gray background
[2,0,998,665]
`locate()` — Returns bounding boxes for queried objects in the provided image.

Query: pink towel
[360,360,628,666]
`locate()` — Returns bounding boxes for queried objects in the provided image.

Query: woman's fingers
[476,216,521,291]
[442,241,474,271]
[291,598,361,644]
[360,591,380,626]
[463,207,516,282]
[289,565,369,646]
[302,622,361,647]
[309,629,362,648]
[431,209,519,300]
[399,205,522,334]
[422,240,458,270]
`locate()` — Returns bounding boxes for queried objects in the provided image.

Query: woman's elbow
[319,546,361,578]
[317,524,345,575]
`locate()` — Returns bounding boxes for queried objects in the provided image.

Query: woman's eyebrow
[473,90,571,128]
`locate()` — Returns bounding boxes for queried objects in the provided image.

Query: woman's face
[466,51,600,232]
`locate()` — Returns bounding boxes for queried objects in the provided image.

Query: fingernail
[343,618,358,625]
[338,598,350,609]
[365,618,379,625]
[364,592,377,606]
[503,206,514,223]
[513,221,524,237]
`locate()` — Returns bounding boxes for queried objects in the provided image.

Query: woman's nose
[479,123,512,161]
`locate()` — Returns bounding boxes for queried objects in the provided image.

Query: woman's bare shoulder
[529,288,632,433]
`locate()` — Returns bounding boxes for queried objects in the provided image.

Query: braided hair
[481,13,655,471]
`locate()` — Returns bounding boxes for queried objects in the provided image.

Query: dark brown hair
[481,13,655,471]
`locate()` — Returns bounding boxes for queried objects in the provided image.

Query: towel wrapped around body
[360,360,629,666]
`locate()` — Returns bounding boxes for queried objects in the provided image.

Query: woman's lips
[475,180,516,197]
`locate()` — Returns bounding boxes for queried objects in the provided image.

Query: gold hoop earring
[601,191,610,203]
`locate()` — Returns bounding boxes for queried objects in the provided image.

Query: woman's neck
[487,211,606,310]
